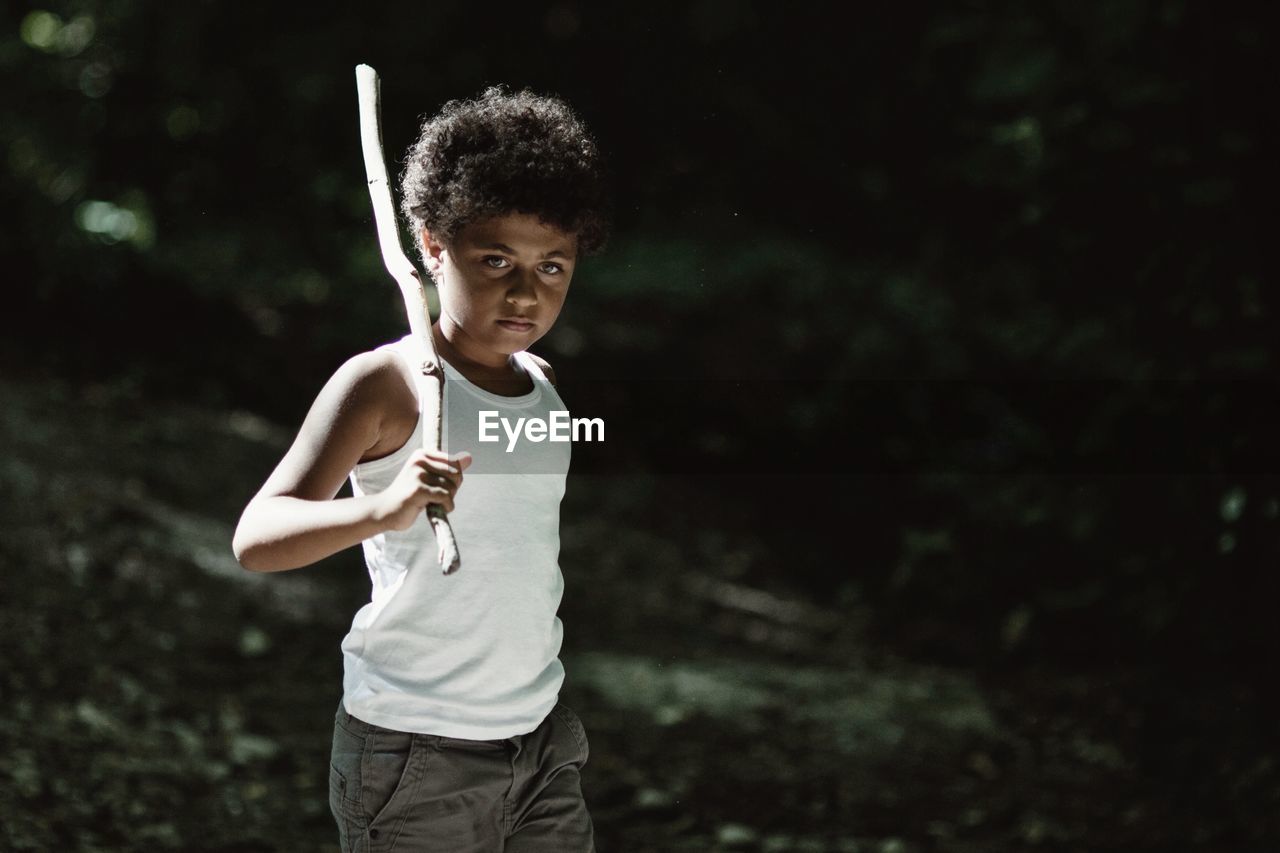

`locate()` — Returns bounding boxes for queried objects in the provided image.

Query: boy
[232,84,611,852]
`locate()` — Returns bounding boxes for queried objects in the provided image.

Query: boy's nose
[505,276,538,306]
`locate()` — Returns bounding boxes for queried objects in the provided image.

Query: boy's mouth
[496,318,535,332]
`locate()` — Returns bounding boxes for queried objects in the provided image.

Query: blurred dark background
[2,1,1277,850]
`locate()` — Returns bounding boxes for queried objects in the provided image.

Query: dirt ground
[1,377,1276,851]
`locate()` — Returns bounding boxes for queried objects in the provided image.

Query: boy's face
[422,211,577,369]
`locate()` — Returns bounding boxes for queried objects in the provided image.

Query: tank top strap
[512,351,549,384]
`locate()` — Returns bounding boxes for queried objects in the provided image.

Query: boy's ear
[421,226,444,283]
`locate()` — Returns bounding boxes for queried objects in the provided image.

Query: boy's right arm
[231,352,468,573]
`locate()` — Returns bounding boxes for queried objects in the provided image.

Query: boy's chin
[485,338,532,358]
[492,329,543,350]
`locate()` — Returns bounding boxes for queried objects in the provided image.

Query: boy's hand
[375,450,473,532]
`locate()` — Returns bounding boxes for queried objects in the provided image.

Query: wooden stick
[355,63,461,574]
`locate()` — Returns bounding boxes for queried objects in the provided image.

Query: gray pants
[329,699,595,852]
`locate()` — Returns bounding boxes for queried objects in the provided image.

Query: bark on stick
[355,63,461,574]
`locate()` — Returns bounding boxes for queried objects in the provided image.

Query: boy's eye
[482,257,564,276]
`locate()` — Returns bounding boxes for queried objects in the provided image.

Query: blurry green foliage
[1,0,1275,668]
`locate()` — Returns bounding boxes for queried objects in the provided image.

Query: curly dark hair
[399,84,612,270]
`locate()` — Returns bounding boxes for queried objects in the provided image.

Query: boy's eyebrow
[475,241,574,260]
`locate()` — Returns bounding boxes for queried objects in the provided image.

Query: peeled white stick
[355,63,461,574]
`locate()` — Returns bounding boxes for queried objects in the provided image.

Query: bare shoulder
[524,352,557,387]
[348,348,420,457]
[328,348,418,423]
[248,347,418,503]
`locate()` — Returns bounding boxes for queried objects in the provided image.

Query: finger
[430,488,455,513]
[417,463,463,490]
[416,482,454,513]
[424,448,467,462]
[420,448,460,470]
[421,450,466,474]
[416,470,458,490]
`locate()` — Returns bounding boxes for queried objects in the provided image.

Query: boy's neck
[430,322,522,381]
[429,324,534,398]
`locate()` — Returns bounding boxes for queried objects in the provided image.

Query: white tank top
[339,333,571,738]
